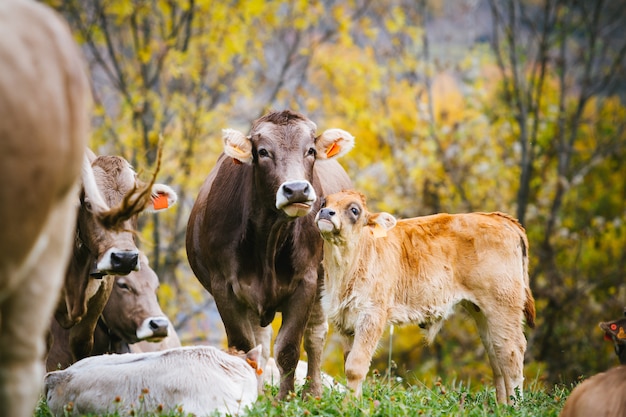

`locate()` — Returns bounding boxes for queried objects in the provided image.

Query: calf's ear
[367,212,397,238]
[315,128,355,159]
[223,128,253,164]
[146,184,178,212]
[246,345,264,375]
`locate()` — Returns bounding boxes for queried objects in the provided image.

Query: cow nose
[110,251,139,274]
[280,181,312,203]
[148,317,169,338]
[137,316,170,340]
[318,208,335,220]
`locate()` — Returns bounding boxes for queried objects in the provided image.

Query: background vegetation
[46,0,626,391]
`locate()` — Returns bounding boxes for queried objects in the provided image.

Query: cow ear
[146,184,178,212]
[367,212,396,238]
[223,128,253,164]
[245,345,264,375]
[315,128,355,159]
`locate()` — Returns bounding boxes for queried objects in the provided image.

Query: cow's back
[0,0,88,283]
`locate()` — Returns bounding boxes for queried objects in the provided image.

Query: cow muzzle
[315,208,338,234]
[95,248,140,276]
[275,180,316,217]
[136,316,170,341]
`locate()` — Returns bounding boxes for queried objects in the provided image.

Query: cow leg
[0,192,76,417]
[211,282,255,352]
[465,302,526,405]
[344,312,386,397]
[274,278,317,399]
[302,292,327,397]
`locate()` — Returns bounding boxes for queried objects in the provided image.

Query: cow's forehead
[251,120,315,145]
[326,191,368,210]
[91,155,137,200]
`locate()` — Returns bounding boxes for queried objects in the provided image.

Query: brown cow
[46,252,176,370]
[0,1,90,416]
[315,190,536,404]
[186,110,354,398]
[558,312,626,417]
[52,154,177,363]
[559,366,626,417]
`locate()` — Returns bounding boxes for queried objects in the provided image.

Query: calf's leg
[344,312,386,397]
[466,303,526,404]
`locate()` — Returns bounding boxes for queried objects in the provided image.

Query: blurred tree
[47,0,626,389]
[487,0,626,383]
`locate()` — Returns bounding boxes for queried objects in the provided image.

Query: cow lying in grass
[315,190,536,404]
[45,345,262,417]
[559,311,626,417]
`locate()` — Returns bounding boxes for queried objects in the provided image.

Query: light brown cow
[558,312,626,417]
[46,252,176,370]
[0,1,90,416]
[559,366,626,417]
[315,190,536,404]
[51,154,177,363]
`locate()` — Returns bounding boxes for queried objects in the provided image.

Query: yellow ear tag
[231,145,248,156]
[326,142,341,158]
[618,327,626,340]
[370,223,387,238]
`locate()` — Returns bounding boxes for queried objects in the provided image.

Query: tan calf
[315,190,535,404]
[559,366,626,417]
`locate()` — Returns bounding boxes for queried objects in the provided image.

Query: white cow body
[45,346,261,416]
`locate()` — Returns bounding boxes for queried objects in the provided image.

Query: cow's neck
[250,209,295,278]
[322,234,373,296]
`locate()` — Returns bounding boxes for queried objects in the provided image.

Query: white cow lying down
[45,345,262,416]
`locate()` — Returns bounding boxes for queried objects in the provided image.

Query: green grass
[35,375,569,417]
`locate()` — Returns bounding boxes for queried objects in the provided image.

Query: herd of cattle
[0,1,624,416]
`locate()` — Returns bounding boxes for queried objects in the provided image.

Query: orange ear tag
[326,142,341,158]
[153,193,169,210]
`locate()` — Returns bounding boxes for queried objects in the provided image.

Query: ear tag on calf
[245,357,263,375]
[618,327,626,340]
[153,193,169,210]
[326,142,341,158]
[370,224,387,239]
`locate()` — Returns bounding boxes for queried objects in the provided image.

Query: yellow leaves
[384,6,406,34]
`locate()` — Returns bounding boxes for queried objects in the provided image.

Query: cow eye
[320,198,326,208]
[83,198,93,212]
[307,147,316,157]
[117,280,130,291]
[350,207,360,216]
[258,148,269,158]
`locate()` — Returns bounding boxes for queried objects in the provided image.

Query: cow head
[222,110,354,217]
[315,190,397,243]
[102,252,170,343]
[600,313,626,364]
[79,155,177,276]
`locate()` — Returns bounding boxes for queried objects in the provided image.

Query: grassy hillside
[35,375,568,417]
